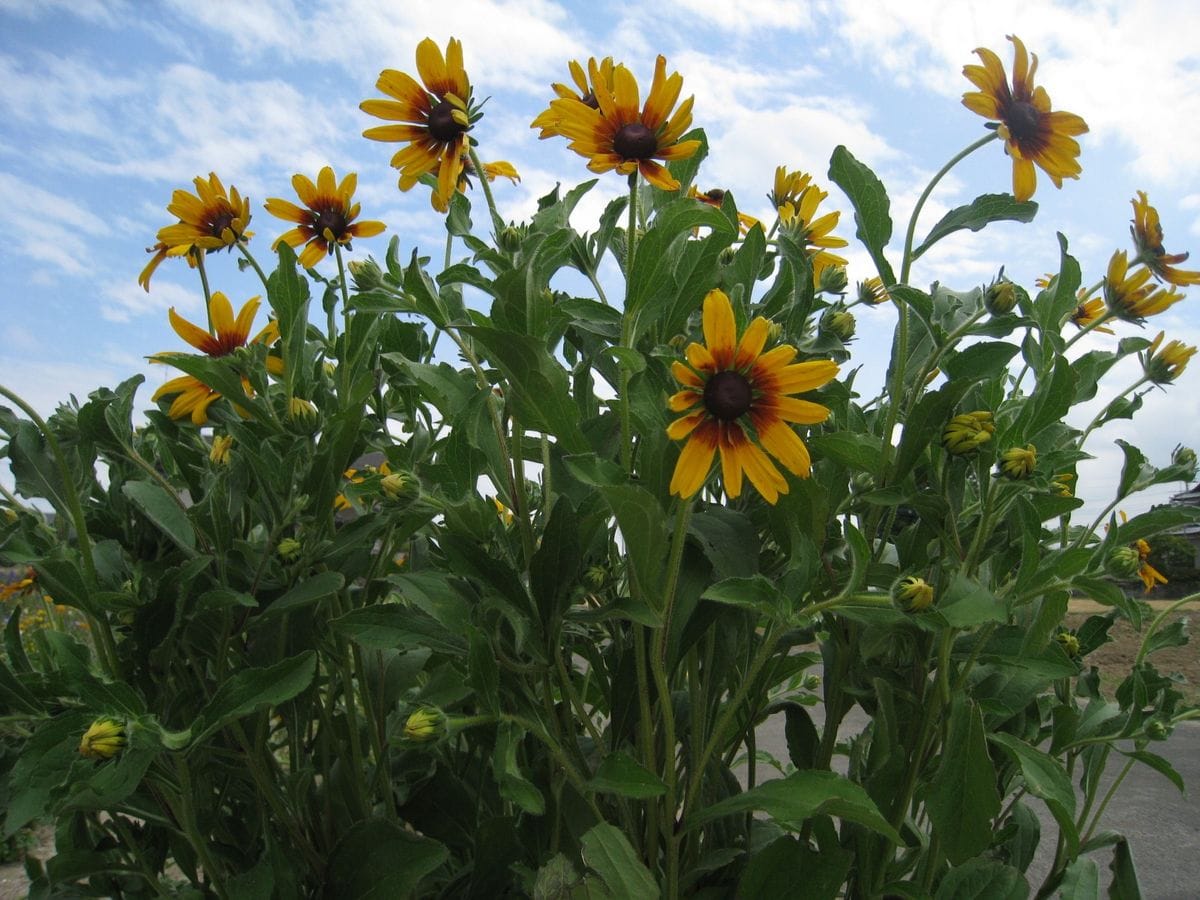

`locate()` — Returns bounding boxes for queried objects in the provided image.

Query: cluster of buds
[997,444,1037,480]
[893,575,935,613]
[942,411,994,455]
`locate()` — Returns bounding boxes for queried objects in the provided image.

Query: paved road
[753,708,1199,899]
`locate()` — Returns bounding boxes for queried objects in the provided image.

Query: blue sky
[1,0,1198,520]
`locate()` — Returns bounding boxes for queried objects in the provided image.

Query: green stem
[1082,756,1135,845]
[468,146,505,233]
[1077,375,1149,451]
[174,756,228,899]
[619,173,640,474]
[1136,591,1200,665]
[237,243,272,293]
[334,243,354,399]
[195,251,214,332]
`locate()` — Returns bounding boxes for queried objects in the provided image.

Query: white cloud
[0,170,108,277]
[99,277,199,324]
[670,0,815,34]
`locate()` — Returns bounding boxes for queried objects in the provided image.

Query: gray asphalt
[752,708,1199,899]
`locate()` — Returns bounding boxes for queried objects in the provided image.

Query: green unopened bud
[1055,631,1080,658]
[585,565,608,589]
[1145,720,1170,741]
[821,308,856,341]
[942,411,994,455]
[818,266,849,294]
[850,472,875,495]
[2,508,16,524]
[288,397,318,423]
[1105,545,1142,580]
[804,674,821,691]
[277,537,302,562]
[380,472,417,501]
[80,717,126,760]
[403,707,447,743]
[998,444,1037,480]
[498,225,524,253]
[893,575,935,613]
[347,257,385,292]
[718,246,738,267]
[985,278,1018,315]
[1173,445,1197,477]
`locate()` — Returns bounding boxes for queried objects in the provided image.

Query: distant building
[1169,485,1200,567]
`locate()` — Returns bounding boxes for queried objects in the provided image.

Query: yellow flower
[1130,191,1200,287]
[776,181,849,282]
[942,411,994,455]
[79,717,126,760]
[962,35,1089,202]
[687,185,761,234]
[538,55,701,191]
[155,172,253,257]
[856,276,891,306]
[531,57,616,139]
[1050,472,1074,497]
[361,37,479,210]
[151,292,282,426]
[894,576,935,612]
[0,568,35,602]
[492,496,514,525]
[1070,295,1114,334]
[1055,631,1080,658]
[138,240,200,292]
[666,289,838,503]
[403,706,447,743]
[769,166,814,212]
[439,156,521,213]
[1134,537,1167,593]
[209,434,233,465]
[1143,331,1197,385]
[997,444,1037,479]
[1104,251,1185,322]
[265,166,386,268]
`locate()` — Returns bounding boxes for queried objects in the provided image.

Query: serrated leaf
[828,145,894,284]
[913,193,1037,260]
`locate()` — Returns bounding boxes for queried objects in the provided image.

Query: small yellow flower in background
[150,292,282,426]
[79,717,126,760]
[894,576,935,612]
[277,537,302,561]
[537,55,701,191]
[666,289,839,504]
[1070,295,1114,335]
[1130,191,1200,287]
[687,186,761,234]
[361,37,478,211]
[1034,273,1055,289]
[856,277,891,306]
[0,568,35,602]
[961,35,1089,202]
[209,433,233,465]
[288,397,318,422]
[1143,331,1197,385]
[138,240,200,292]
[942,411,994,455]
[1055,631,1080,658]
[531,57,616,139]
[155,172,253,258]
[1134,537,1167,593]
[492,496,514,525]
[403,707,446,743]
[776,181,849,282]
[1050,472,1074,497]
[997,444,1037,479]
[265,166,386,268]
[1104,250,1185,322]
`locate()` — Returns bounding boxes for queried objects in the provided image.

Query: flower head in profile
[1050,472,1074,498]
[667,289,839,503]
[775,181,849,282]
[1143,331,1197,385]
[403,706,447,743]
[265,166,386,268]
[531,57,616,139]
[687,186,761,234]
[856,276,891,306]
[79,717,126,760]
[209,433,233,465]
[1070,295,1114,334]
[1104,251,1185,322]
[538,55,701,191]
[138,240,200,292]
[1134,537,1167,593]
[769,166,814,211]
[942,411,994,455]
[151,292,282,425]
[997,444,1037,479]
[962,35,1089,201]
[1130,191,1200,287]
[894,576,935,613]
[155,173,253,258]
[437,155,521,213]
[361,38,481,210]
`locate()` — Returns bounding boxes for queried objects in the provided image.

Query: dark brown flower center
[1006,100,1042,142]
[427,99,467,142]
[208,209,234,239]
[613,123,657,160]
[703,371,753,421]
[313,206,348,238]
[580,92,600,110]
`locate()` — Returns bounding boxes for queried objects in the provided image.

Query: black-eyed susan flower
[264,166,386,268]
[1130,191,1200,287]
[997,443,1037,479]
[942,411,994,455]
[209,433,233,465]
[540,55,701,191]
[361,37,480,211]
[155,173,253,257]
[1055,631,1080,657]
[438,156,521,213]
[768,166,814,212]
[151,292,282,425]
[894,575,935,612]
[1134,537,1167,593]
[776,182,849,281]
[962,35,1089,202]
[79,717,125,760]
[1104,251,1185,322]
[531,57,615,139]
[687,186,761,234]
[138,240,200,292]
[1070,295,1114,334]
[1050,472,1074,497]
[856,276,891,306]
[666,289,838,503]
[1143,331,1197,384]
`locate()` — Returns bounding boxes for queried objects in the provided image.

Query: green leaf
[942,341,1021,383]
[121,479,197,554]
[323,817,448,899]
[738,836,851,900]
[5,603,33,675]
[933,859,1028,900]
[989,732,1078,857]
[806,432,884,475]
[927,699,1001,864]
[257,572,344,621]
[331,605,468,655]
[913,193,1037,260]
[580,823,659,900]
[828,145,894,284]
[599,485,668,604]
[267,242,311,398]
[1107,836,1142,900]
[701,575,787,619]
[192,651,316,744]
[688,506,759,579]
[530,496,582,626]
[587,751,666,799]
[936,574,1007,628]
[1117,749,1185,794]
[1059,856,1100,900]
[493,721,545,814]
[686,770,901,844]
[4,711,91,837]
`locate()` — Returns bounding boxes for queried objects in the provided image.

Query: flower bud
[804,674,821,691]
[380,472,417,502]
[718,246,738,267]
[998,444,1037,480]
[498,225,524,253]
[850,472,875,495]
[1050,472,1074,498]
[79,717,126,760]
[1145,719,1170,741]
[893,575,935,613]
[347,257,385,292]
[1173,445,1197,477]
[985,278,1018,315]
[1055,631,1080,658]
[403,707,447,743]
[818,266,849,294]
[1105,546,1142,579]
[942,411,994,455]
[857,277,889,306]
[288,397,318,423]
[277,537,302,562]
[209,433,233,465]
[821,308,856,341]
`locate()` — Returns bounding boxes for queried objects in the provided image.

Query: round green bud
[1105,546,1142,580]
[403,707,447,744]
[893,575,935,613]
